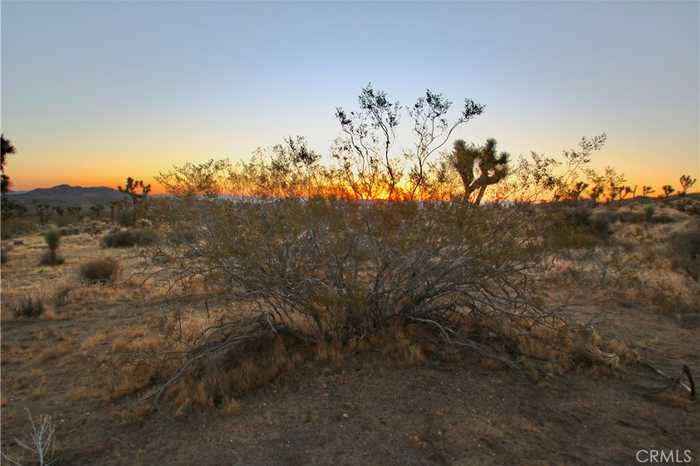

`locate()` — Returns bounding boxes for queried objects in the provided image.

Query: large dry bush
[140,195,584,405]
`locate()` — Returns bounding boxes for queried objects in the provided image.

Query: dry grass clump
[13,295,45,319]
[79,257,120,283]
[52,284,73,308]
[80,332,108,351]
[38,341,71,362]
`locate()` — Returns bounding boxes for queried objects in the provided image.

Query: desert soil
[1,217,698,465]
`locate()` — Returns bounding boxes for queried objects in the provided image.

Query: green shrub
[670,223,700,281]
[101,228,157,248]
[79,257,121,283]
[13,295,45,318]
[644,205,655,223]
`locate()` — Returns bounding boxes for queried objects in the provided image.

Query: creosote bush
[79,257,120,283]
[541,206,612,250]
[139,195,619,408]
[13,295,45,318]
[102,228,157,248]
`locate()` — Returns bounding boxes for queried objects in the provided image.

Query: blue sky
[1,1,698,190]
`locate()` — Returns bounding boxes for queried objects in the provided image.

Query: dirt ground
[1,209,699,465]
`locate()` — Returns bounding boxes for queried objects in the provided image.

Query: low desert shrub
[79,257,121,283]
[589,213,612,239]
[138,198,599,407]
[58,226,80,236]
[649,214,676,224]
[166,226,198,246]
[644,205,655,222]
[118,209,136,227]
[670,223,700,281]
[13,295,45,318]
[1,216,38,239]
[541,207,604,250]
[617,210,644,223]
[102,228,157,248]
[40,229,64,265]
[52,285,73,307]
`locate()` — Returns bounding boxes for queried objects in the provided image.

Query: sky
[1,1,698,193]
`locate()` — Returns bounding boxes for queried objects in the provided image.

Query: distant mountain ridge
[4,184,128,207]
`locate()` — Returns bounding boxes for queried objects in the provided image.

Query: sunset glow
[1,1,698,194]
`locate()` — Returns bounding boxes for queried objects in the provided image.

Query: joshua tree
[642,185,655,198]
[662,185,675,198]
[589,185,605,205]
[566,181,589,201]
[118,177,151,221]
[679,175,696,196]
[333,84,485,200]
[1,134,16,193]
[619,185,634,201]
[450,138,509,205]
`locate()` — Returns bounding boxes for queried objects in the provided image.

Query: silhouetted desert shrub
[79,257,120,283]
[102,228,157,248]
[670,223,700,281]
[40,229,64,265]
[13,295,45,318]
